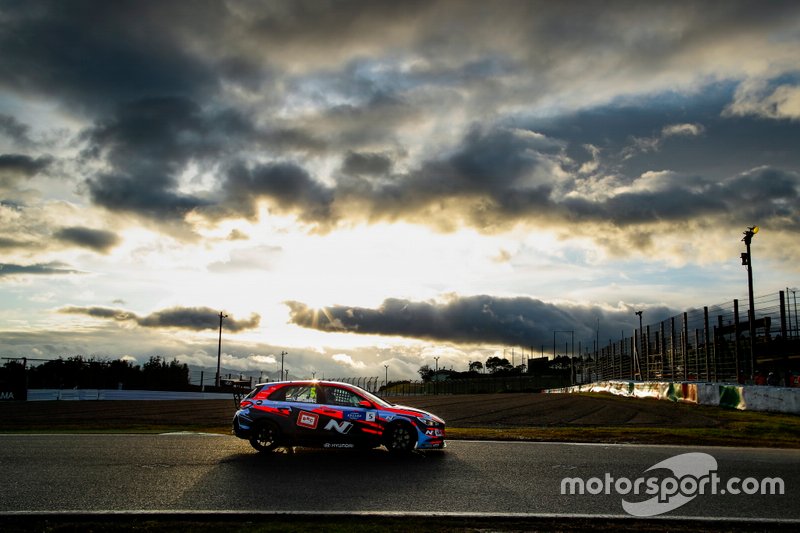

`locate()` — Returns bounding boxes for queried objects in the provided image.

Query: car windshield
[352,386,392,408]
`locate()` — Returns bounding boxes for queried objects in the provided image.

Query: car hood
[385,404,445,424]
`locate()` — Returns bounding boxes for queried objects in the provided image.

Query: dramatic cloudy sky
[1,0,799,381]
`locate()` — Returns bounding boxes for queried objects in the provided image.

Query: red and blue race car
[232,380,446,454]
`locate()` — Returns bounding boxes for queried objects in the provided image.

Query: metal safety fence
[589,289,800,385]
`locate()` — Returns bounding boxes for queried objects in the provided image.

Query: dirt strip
[0,391,780,431]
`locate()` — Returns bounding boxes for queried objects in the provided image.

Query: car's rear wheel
[385,421,416,454]
[249,421,281,453]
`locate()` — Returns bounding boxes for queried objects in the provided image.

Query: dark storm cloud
[0,154,52,178]
[60,306,135,321]
[329,125,561,227]
[136,307,260,332]
[60,305,261,332]
[0,262,80,278]
[0,237,31,250]
[341,152,393,176]
[286,296,675,347]
[0,115,34,147]
[201,119,800,239]
[529,88,800,182]
[53,226,120,253]
[223,161,334,222]
[83,97,252,219]
[0,0,796,250]
[560,167,800,230]
[0,0,221,112]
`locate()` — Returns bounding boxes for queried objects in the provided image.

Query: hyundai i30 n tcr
[232,380,446,453]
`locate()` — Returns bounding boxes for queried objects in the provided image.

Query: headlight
[416,416,442,427]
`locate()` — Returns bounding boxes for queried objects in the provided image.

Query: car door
[276,384,325,445]
[319,385,380,447]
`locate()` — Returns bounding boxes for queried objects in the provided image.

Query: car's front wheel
[385,421,416,454]
[249,421,281,453]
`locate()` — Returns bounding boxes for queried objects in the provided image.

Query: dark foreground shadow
[222,444,448,467]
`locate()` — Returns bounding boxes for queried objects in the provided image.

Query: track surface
[0,434,797,521]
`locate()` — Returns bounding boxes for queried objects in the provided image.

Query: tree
[142,356,190,390]
[468,360,483,373]
[418,364,434,382]
[485,356,512,374]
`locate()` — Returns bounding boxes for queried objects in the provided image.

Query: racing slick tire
[249,421,281,453]
[384,421,416,454]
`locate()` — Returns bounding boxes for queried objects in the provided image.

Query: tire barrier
[546,380,800,415]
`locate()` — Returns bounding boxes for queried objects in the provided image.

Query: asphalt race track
[0,434,798,524]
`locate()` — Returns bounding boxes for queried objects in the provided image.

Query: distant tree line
[418,354,578,382]
[0,356,190,391]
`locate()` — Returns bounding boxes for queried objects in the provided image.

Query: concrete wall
[547,381,800,415]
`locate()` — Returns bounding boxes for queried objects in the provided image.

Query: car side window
[243,387,260,400]
[324,386,362,407]
[277,385,318,403]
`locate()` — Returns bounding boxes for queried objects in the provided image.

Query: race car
[232,380,446,453]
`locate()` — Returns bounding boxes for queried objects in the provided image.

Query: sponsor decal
[297,411,319,429]
[366,411,376,422]
[346,412,363,420]
[324,419,353,434]
[324,443,355,449]
[0,391,15,400]
[425,428,444,437]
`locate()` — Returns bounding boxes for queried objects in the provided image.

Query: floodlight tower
[741,225,759,378]
[635,310,643,380]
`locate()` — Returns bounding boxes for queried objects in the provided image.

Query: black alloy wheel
[249,421,280,453]
[385,422,416,454]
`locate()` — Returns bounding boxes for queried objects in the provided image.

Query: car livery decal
[324,419,353,434]
[253,384,282,400]
[251,404,292,417]
[383,405,444,424]
[310,406,344,419]
[297,411,319,429]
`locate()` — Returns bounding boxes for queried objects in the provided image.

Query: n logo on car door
[324,419,353,434]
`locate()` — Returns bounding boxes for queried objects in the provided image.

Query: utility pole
[384,364,389,388]
[280,351,287,381]
[215,311,228,388]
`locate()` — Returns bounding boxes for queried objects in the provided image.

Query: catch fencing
[378,374,569,396]
[588,289,799,385]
